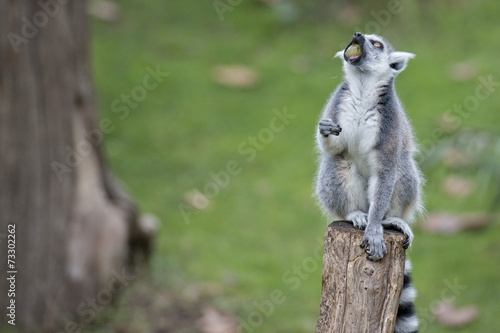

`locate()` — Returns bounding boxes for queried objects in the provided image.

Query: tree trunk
[316,221,406,333]
[0,1,153,331]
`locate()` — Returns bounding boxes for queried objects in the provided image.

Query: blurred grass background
[86,0,500,332]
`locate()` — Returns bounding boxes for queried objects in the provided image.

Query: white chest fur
[337,78,381,178]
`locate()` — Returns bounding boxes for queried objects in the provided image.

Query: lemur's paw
[319,119,342,137]
[346,211,368,229]
[382,217,414,249]
[360,224,386,261]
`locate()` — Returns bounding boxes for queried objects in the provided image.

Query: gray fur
[315,32,423,260]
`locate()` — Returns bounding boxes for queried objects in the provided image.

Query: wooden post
[316,221,406,333]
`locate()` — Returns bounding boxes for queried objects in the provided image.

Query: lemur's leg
[394,157,421,218]
[315,157,368,220]
[381,217,414,249]
[316,118,346,217]
[362,168,397,261]
[383,166,420,248]
[384,198,413,248]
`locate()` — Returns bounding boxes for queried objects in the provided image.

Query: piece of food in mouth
[345,43,361,59]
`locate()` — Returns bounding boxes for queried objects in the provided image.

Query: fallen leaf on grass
[212,65,258,89]
[433,301,478,327]
[448,61,477,82]
[442,175,475,199]
[421,212,493,234]
[184,189,210,210]
[197,306,237,333]
[441,148,475,168]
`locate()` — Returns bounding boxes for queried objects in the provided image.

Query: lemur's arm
[317,83,348,156]
[361,116,401,260]
[317,118,343,155]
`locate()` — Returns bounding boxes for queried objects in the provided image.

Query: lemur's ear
[389,52,415,72]
[334,50,344,59]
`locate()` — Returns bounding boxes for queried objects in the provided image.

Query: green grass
[87,1,500,332]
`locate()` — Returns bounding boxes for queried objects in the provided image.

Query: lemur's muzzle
[344,32,365,64]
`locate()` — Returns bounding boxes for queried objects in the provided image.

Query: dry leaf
[442,148,475,168]
[182,282,224,302]
[88,0,122,22]
[197,307,237,333]
[212,65,258,89]
[184,189,210,210]
[202,282,224,297]
[448,61,477,82]
[442,175,475,198]
[433,301,478,327]
[421,212,493,234]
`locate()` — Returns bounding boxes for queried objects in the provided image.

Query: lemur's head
[335,32,415,79]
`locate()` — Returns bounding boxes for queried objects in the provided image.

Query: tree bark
[316,221,406,333]
[0,1,153,331]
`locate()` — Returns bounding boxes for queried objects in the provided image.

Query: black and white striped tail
[395,257,418,333]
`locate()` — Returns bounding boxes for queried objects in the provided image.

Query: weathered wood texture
[316,221,406,333]
[0,1,153,331]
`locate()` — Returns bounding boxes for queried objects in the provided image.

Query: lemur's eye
[373,42,382,48]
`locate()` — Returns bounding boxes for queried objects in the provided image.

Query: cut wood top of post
[326,221,406,246]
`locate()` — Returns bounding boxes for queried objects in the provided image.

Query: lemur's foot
[319,119,342,137]
[346,211,368,229]
[382,217,414,249]
[360,224,387,261]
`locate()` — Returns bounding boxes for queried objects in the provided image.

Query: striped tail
[395,257,419,333]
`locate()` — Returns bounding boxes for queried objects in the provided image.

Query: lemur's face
[343,33,389,68]
[336,32,415,78]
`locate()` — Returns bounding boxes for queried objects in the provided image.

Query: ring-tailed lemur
[314,32,422,333]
